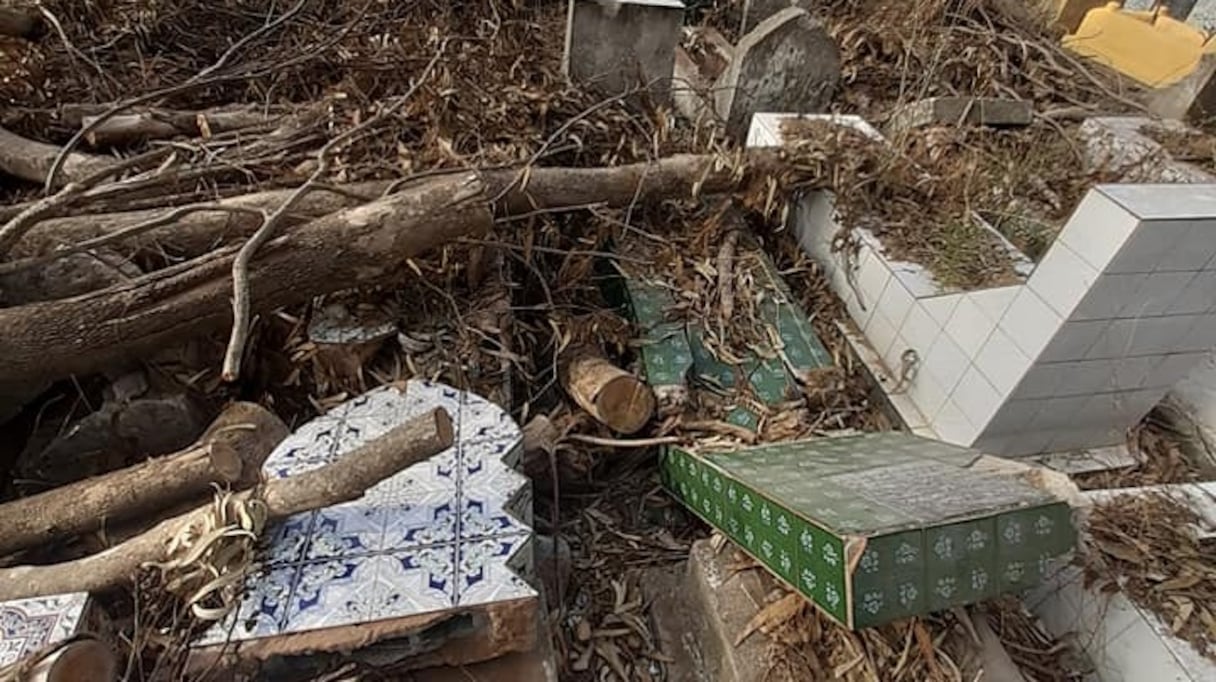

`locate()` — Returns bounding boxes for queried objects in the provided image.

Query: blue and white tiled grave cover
[0,593,89,665]
[198,380,535,645]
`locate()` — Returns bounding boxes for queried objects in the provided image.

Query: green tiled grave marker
[659,432,1076,628]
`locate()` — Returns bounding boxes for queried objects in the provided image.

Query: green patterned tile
[924,519,999,611]
[995,503,1075,593]
[851,530,928,628]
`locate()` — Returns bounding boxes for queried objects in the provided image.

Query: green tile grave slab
[660,433,1076,629]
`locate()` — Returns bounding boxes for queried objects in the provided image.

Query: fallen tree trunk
[7,180,390,259]
[0,152,782,387]
[0,402,287,558]
[79,107,284,147]
[0,126,113,187]
[561,347,655,434]
[0,406,453,601]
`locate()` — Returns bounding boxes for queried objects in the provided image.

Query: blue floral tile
[196,564,295,646]
[362,445,460,504]
[458,493,528,539]
[461,393,521,445]
[456,534,536,607]
[380,491,460,550]
[303,504,386,560]
[203,380,534,648]
[262,512,315,566]
[0,593,90,666]
[281,548,459,634]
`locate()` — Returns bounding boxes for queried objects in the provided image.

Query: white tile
[1057,188,1139,272]
[1039,319,1110,362]
[1157,219,1216,271]
[911,425,938,439]
[1148,352,1209,389]
[1072,273,1145,320]
[899,302,942,357]
[1088,316,1199,358]
[1100,181,1216,220]
[1100,614,1194,682]
[952,366,1003,431]
[1000,429,1058,457]
[921,294,961,327]
[933,399,976,445]
[980,399,1043,436]
[1168,270,1216,316]
[1076,390,1158,428]
[1181,312,1216,352]
[856,244,892,321]
[1029,395,1091,430]
[974,327,1031,396]
[1123,271,1196,317]
[1105,218,1191,274]
[1000,289,1064,359]
[946,294,999,358]
[1010,363,1063,399]
[864,309,900,361]
[872,276,915,333]
[969,286,1018,323]
[908,369,950,421]
[1110,355,1159,392]
[923,332,969,394]
[890,262,942,297]
[1054,359,1118,396]
[1029,241,1099,317]
[1047,427,1124,452]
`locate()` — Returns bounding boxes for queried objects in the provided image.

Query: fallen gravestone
[563,0,685,103]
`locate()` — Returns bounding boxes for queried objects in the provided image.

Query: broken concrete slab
[660,433,1077,628]
[714,7,840,139]
[885,96,1033,134]
[645,539,771,682]
[563,0,685,103]
[1149,52,1216,122]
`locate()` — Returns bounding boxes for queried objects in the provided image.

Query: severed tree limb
[0,125,112,187]
[0,172,491,387]
[79,107,284,147]
[0,402,287,558]
[221,40,448,381]
[0,151,786,388]
[0,406,453,601]
[560,346,655,434]
[4,180,389,259]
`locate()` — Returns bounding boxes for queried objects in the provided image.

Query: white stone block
[923,331,969,396]
[1072,272,1147,320]
[934,399,977,445]
[1011,363,1064,400]
[896,302,942,362]
[863,305,899,361]
[1087,316,1198,359]
[1156,218,1216,271]
[1039,319,1109,363]
[908,366,949,421]
[1168,270,1216,315]
[945,294,999,358]
[981,399,1044,436]
[1152,352,1211,389]
[920,293,961,327]
[872,275,915,334]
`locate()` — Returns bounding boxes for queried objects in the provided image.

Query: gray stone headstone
[563,0,685,103]
[739,0,813,34]
[713,7,840,139]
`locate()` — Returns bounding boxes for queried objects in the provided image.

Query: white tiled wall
[753,112,1216,457]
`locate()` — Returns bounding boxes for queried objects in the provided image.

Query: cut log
[0,402,286,558]
[561,347,656,434]
[0,406,454,601]
[0,638,119,682]
[0,126,113,188]
[0,152,788,388]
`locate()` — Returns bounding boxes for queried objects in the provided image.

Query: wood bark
[0,126,113,188]
[0,8,38,38]
[0,406,454,601]
[0,638,119,682]
[79,107,282,147]
[561,347,655,434]
[0,153,784,388]
[7,180,391,259]
[0,402,287,558]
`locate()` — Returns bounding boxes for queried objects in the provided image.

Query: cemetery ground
[0,1,1214,681]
